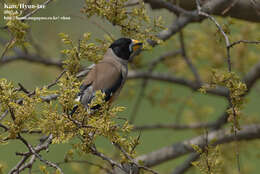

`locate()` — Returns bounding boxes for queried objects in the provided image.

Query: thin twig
[20,0,53,20]
[133,122,215,131]
[9,134,54,174]
[114,143,159,174]
[1,53,63,68]
[179,31,201,83]
[90,146,124,170]
[0,123,8,131]
[144,0,195,17]
[130,131,141,154]
[221,0,239,15]
[18,83,30,94]
[0,110,8,121]
[204,128,211,173]
[250,0,260,16]
[129,50,181,123]
[0,37,15,60]
[128,71,229,98]
[90,20,115,41]
[34,153,64,174]
[46,70,66,89]
[27,69,66,98]
[18,155,36,174]
[196,0,231,71]
[228,40,260,48]
[27,28,47,56]
[175,92,193,123]
[196,1,242,173]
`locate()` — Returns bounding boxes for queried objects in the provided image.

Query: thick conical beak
[132,39,143,52]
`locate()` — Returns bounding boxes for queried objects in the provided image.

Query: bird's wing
[79,61,123,108]
[76,64,96,78]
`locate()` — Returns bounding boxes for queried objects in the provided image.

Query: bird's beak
[132,39,143,52]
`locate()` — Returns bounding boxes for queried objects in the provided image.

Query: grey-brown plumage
[79,48,127,108]
[71,38,142,114]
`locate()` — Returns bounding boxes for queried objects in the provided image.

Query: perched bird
[71,38,142,114]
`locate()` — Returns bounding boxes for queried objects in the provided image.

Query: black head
[109,38,142,60]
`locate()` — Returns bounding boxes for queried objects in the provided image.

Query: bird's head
[109,38,142,60]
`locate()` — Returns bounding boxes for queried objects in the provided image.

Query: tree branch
[8,134,54,174]
[143,0,194,17]
[179,31,201,83]
[196,0,232,72]
[133,122,215,131]
[20,0,54,20]
[143,0,260,22]
[129,50,181,123]
[0,53,62,68]
[244,61,260,92]
[171,153,199,174]
[228,40,260,48]
[128,71,229,97]
[136,124,260,167]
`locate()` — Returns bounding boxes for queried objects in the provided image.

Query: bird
[70,38,142,115]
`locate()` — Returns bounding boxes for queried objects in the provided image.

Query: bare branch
[208,60,260,130]
[114,143,159,174]
[46,70,66,89]
[129,50,181,123]
[136,124,260,167]
[90,20,115,41]
[175,93,193,123]
[8,155,31,174]
[0,53,62,68]
[228,40,260,48]
[250,0,260,16]
[133,122,215,131]
[90,146,124,170]
[20,0,53,20]
[154,15,196,45]
[179,31,201,83]
[0,37,15,60]
[0,110,8,121]
[196,0,232,72]
[244,61,260,92]
[147,50,182,68]
[18,83,30,94]
[171,153,199,174]
[152,0,231,44]
[27,69,66,99]
[143,0,195,17]
[17,155,36,174]
[34,153,64,174]
[8,134,54,174]
[143,0,260,22]
[221,0,240,15]
[128,71,229,97]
